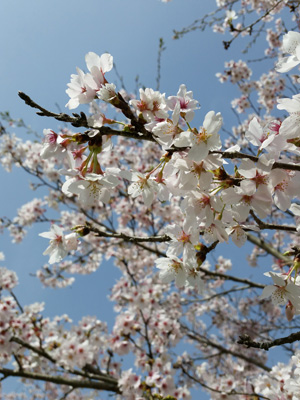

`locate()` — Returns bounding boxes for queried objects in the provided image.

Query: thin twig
[156,38,166,91]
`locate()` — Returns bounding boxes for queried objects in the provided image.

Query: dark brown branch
[139,309,154,360]
[18,92,155,142]
[114,92,151,138]
[9,291,24,313]
[133,241,167,257]
[86,223,171,243]
[250,211,297,233]
[0,367,120,393]
[238,331,300,351]
[182,327,271,372]
[198,266,265,289]
[212,150,300,172]
[18,92,88,128]
[10,336,56,364]
[60,387,75,400]
[10,337,116,386]
[17,92,300,171]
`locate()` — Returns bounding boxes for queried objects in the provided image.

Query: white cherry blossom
[65,67,98,109]
[182,111,222,162]
[130,88,168,122]
[222,183,272,222]
[39,224,78,264]
[269,169,300,211]
[260,272,300,316]
[65,52,113,109]
[245,117,277,151]
[62,170,120,207]
[165,222,198,263]
[85,52,113,88]
[155,256,187,287]
[276,31,300,73]
[127,171,160,207]
[277,93,300,139]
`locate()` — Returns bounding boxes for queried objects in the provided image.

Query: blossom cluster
[35,32,300,312]
[0,7,300,398]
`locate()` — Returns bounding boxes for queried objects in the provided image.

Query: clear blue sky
[0,0,280,396]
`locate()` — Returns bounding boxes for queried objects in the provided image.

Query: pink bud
[285,301,295,321]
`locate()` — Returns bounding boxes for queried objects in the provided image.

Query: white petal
[259,285,276,300]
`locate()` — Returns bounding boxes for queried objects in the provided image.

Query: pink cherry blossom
[167,84,200,123]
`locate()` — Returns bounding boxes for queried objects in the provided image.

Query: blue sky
[0,0,285,396]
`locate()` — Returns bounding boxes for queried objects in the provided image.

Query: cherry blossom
[65,52,113,110]
[165,222,199,262]
[269,169,300,211]
[62,170,120,207]
[39,224,78,264]
[222,182,272,222]
[0,267,18,291]
[65,67,98,109]
[277,93,300,138]
[245,117,278,151]
[129,88,168,122]
[276,30,300,73]
[155,256,187,287]
[260,272,300,316]
[85,52,113,88]
[127,171,161,207]
[180,110,222,162]
[151,103,185,149]
[97,83,117,103]
[166,84,200,123]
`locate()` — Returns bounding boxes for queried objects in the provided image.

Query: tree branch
[250,211,297,233]
[213,150,300,172]
[178,363,270,399]
[246,233,293,266]
[222,0,284,49]
[182,326,271,372]
[0,367,120,393]
[10,336,56,364]
[238,331,300,351]
[198,266,265,289]
[18,92,155,142]
[86,223,171,243]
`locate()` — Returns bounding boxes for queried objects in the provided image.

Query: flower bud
[285,301,295,322]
